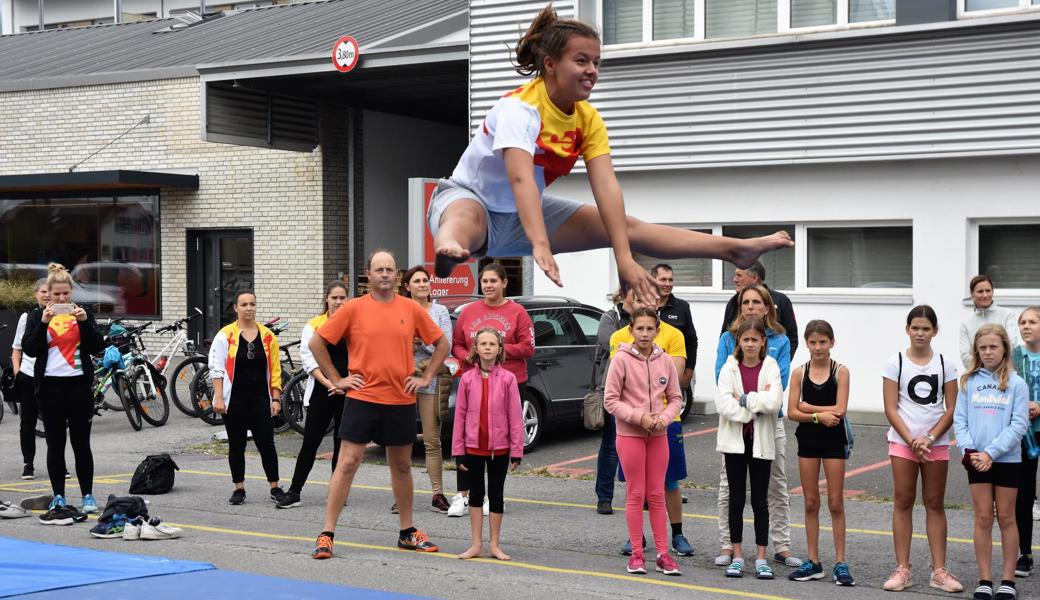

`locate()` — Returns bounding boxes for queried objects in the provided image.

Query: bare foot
[434,241,470,277]
[730,231,793,268]
[489,545,511,561]
[457,544,483,559]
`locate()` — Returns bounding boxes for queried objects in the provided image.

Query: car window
[529,309,581,347]
[571,310,602,343]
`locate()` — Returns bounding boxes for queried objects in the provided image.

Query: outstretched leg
[433,199,487,277]
[549,205,791,268]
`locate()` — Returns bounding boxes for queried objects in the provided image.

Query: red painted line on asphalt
[544,426,719,476]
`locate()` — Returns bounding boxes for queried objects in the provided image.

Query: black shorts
[966,461,1020,489]
[797,445,847,460]
[339,397,417,447]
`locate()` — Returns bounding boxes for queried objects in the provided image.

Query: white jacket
[959,303,1019,367]
[715,355,783,460]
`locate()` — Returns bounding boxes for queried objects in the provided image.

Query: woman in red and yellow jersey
[209,290,286,506]
[427,4,792,307]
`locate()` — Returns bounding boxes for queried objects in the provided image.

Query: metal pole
[199,0,204,15]
[114,0,121,24]
[37,0,43,31]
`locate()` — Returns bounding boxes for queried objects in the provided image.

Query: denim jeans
[595,411,618,502]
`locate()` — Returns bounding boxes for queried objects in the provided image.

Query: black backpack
[129,454,179,495]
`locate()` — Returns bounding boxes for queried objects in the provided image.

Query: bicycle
[118,322,171,430]
[150,308,206,417]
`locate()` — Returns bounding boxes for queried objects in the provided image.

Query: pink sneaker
[929,567,963,593]
[627,555,647,574]
[656,553,681,576]
[883,566,913,591]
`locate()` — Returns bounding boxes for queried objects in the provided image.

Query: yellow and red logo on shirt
[47,314,81,369]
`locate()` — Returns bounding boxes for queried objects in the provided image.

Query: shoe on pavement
[90,515,127,539]
[596,500,613,515]
[0,501,31,519]
[833,562,856,586]
[398,529,439,552]
[391,501,399,514]
[276,491,302,509]
[715,551,733,566]
[774,552,803,567]
[1015,554,1032,577]
[21,464,34,480]
[726,560,744,578]
[20,494,53,511]
[789,559,824,581]
[756,559,775,580]
[446,493,468,517]
[81,494,99,514]
[312,533,334,559]
[621,535,647,556]
[930,567,964,593]
[626,555,647,575]
[269,487,287,504]
[974,583,994,600]
[229,489,246,505]
[123,517,144,540]
[883,566,913,591]
[656,553,681,576]
[39,504,83,526]
[993,583,1018,600]
[671,534,694,556]
[65,469,70,479]
[141,517,182,540]
[431,494,450,513]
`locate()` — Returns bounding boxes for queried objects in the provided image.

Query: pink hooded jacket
[451,365,525,459]
[604,342,683,438]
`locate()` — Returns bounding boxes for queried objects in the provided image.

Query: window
[635,229,713,287]
[966,0,1018,9]
[850,0,894,21]
[706,0,776,38]
[571,310,603,343]
[807,226,912,288]
[721,224,796,290]
[0,195,160,317]
[792,0,837,27]
[530,309,582,346]
[978,223,1040,289]
[603,0,643,44]
[653,0,697,40]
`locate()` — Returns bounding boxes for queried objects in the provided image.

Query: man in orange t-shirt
[308,250,449,559]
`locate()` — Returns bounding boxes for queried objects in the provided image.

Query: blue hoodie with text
[953,368,1029,463]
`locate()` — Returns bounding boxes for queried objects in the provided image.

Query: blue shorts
[426,178,584,257]
[618,421,688,486]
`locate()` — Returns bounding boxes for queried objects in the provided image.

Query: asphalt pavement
[0,403,1037,600]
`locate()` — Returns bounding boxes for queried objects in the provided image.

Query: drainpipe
[37,0,42,30]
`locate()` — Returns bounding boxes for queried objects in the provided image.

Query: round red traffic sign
[332,36,360,73]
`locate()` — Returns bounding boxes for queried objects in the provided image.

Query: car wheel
[521,392,544,453]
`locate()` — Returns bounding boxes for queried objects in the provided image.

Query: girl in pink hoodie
[604,307,684,577]
[452,327,524,561]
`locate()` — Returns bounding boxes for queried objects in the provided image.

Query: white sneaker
[140,518,182,540]
[123,517,143,540]
[446,493,468,517]
[1033,499,1039,521]
[483,499,489,516]
[0,501,30,519]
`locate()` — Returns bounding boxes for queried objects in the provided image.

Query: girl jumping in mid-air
[427,4,792,306]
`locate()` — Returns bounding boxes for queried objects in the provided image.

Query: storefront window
[0,194,160,317]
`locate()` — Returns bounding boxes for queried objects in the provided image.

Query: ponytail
[513,3,600,78]
[46,262,72,290]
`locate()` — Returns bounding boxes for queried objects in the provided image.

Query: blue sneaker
[671,534,694,556]
[90,514,127,539]
[81,494,99,514]
[47,495,66,510]
[620,535,647,556]
[833,562,855,586]
[789,559,825,581]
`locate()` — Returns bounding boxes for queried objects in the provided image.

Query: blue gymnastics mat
[0,537,214,597]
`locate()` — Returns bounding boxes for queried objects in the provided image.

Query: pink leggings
[617,434,669,557]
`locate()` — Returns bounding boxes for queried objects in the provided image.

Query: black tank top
[232,332,267,399]
[795,360,846,448]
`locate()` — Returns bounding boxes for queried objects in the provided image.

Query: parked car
[430,295,605,453]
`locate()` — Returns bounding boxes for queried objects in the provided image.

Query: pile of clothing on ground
[89,494,183,540]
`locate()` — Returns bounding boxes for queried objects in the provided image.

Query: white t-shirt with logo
[12,312,35,376]
[882,352,958,446]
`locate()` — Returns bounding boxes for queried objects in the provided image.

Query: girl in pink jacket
[604,307,684,577]
[452,327,524,561]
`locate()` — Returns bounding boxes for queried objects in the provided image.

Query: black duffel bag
[129,453,180,495]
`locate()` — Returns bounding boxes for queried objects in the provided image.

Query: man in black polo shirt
[651,264,698,396]
[719,261,798,357]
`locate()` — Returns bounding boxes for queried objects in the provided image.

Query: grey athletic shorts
[426,178,583,257]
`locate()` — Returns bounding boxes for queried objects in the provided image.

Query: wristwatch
[924,432,936,442]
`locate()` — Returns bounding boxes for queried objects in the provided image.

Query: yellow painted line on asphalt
[161,521,796,600]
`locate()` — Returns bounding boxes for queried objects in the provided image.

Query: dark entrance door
[187,229,253,348]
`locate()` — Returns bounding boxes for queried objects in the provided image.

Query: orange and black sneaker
[398,529,439,552]
[312,532,334,559]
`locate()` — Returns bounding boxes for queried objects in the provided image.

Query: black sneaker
[276,490,301,509]
[1015,555,1032,578]
[21,464,34,480]
[39,506,83,526]
[596,500,613,515]
[20,494,53,511]
[229,489,246,505]
[994,582,1017,600]
[269,486,287,504]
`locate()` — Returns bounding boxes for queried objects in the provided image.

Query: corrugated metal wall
[469,2,1040,170]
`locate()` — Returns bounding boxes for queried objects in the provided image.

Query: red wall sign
[332,36,360,73]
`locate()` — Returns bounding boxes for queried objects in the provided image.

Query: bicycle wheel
[97,370,124,412]
[190,366,223,426]
[171,355,207,417]
[283,370,309,435]
[133,362,170,427]
[114,371,143,431]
